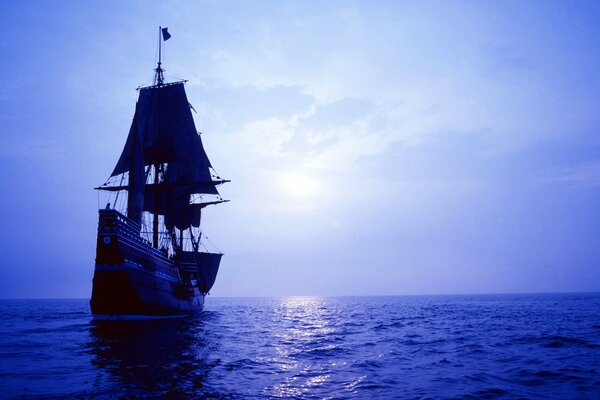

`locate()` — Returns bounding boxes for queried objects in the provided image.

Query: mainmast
[152,26,168,248]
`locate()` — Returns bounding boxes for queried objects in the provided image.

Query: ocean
[0,294,598,399]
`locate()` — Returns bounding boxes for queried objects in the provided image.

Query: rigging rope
[202,235,223,254]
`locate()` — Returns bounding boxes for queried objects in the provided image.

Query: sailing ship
[91,28,228,319]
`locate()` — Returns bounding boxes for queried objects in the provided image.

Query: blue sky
[0,0,599,298]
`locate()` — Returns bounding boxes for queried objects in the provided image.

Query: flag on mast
[162,27,171,41]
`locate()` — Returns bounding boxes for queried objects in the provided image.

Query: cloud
[187,82,314,132]
[222,96,392,174]
[548,160,600,187]
[224,91,494,178]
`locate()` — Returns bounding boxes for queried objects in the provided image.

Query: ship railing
[98,209,180,269]
[98,209,143,243]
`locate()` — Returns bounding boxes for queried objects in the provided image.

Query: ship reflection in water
[87,314,225,398]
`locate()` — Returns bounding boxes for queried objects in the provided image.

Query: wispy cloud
[548,161,600,187]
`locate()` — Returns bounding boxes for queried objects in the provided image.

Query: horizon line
[1,290,598,301]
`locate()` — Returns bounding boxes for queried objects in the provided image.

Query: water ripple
[0,294,599,398]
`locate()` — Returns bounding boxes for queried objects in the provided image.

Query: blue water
[0,294,599,399]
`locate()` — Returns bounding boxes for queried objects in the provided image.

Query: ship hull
[91,209,204,320]
[91,267,205,320]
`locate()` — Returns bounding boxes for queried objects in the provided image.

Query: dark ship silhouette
[91,28,228,319]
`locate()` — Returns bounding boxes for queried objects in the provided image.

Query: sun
[279,172,318,198]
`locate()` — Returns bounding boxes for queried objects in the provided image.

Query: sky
[0,0,599,298]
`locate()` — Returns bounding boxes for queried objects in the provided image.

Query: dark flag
[162,27,171,41]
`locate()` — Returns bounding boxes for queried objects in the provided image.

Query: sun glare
[279,173,318,198]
